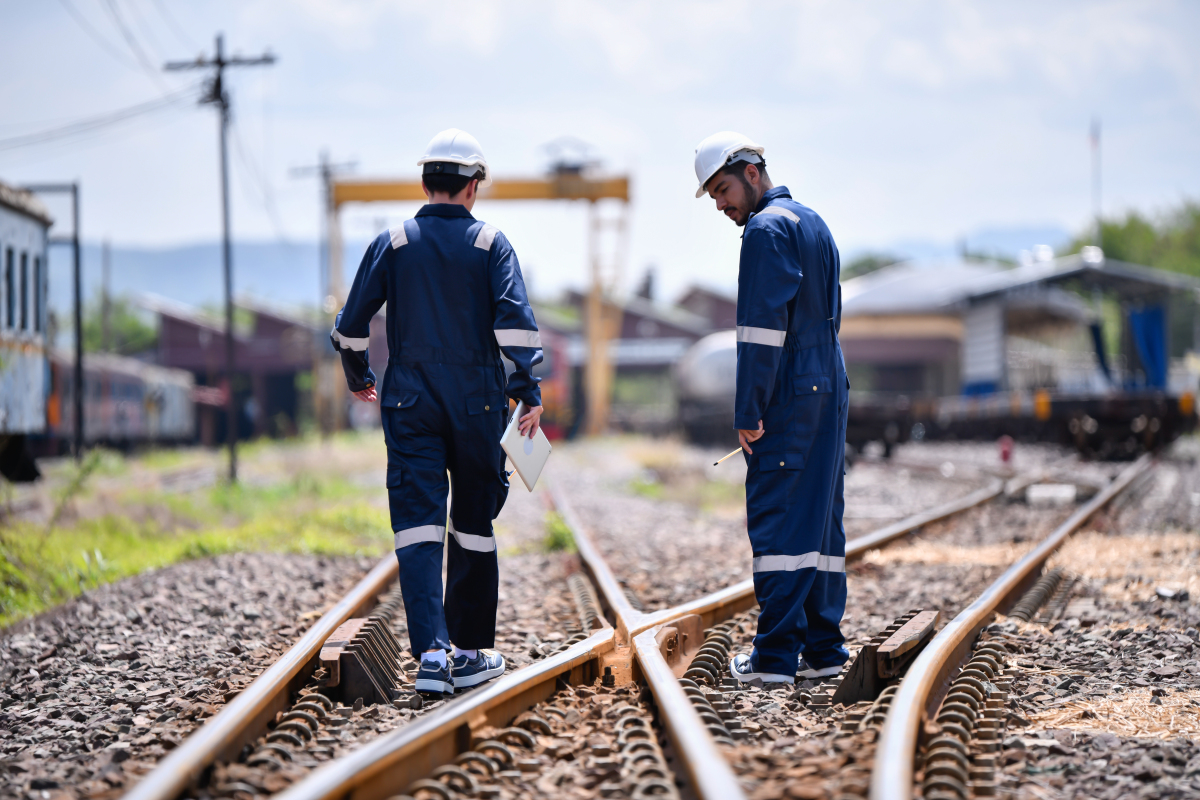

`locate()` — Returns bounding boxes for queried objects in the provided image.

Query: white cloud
[1,0,1198,307]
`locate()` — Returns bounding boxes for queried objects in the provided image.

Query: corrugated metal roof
[841,253,1200,318]
[842,259,1004,316]
[0,180,53,226]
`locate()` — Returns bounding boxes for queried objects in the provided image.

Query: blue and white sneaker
[730,653,794,688]
[414,657,455,694]
[797,656,843,680]
[451,650,506,689]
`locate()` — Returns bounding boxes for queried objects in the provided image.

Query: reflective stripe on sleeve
[389,223,408,249]
[449,521,497,552]
[331,327,370,352]
[394,524,445,550]
[494,328,542,348]
[757,206,800,224]
[736,326,786,347]
[474,224,499,251]
[752,552,845,573]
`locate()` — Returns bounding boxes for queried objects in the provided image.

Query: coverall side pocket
[792,373,833,457]
[747,453,804,509]
[386,463,403,490]
[381,390,419,410]
[466,391,504,415]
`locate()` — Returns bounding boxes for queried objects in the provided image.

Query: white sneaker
[797,656,843,679]
[730,653,795,687]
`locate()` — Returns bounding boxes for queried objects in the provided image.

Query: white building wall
[961,302,1005,389]
[0,202,49,434]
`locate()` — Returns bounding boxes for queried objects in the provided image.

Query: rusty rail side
[633,626,747,799]
[123,555,400,800]
[869,454,1152,800]
[631,477,1006,639]
[547,479,642,638]
[274,629,615,800]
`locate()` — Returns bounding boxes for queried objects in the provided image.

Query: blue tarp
[1129,305,1167,389]
[962,381,998,396]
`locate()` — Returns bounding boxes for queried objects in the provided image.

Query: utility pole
[291,151,355,437]
[23,182,82,461]
[165,34,275,483]
[1090,117,1102,247]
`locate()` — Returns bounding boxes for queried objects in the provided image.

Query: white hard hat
[417,128,492,188]
[693,131,765,198]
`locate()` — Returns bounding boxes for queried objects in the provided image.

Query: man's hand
[518,404,544,438]
[352,387,377,403]
[738,421,764,454]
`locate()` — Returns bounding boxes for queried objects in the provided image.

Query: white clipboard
[500,401,552,491]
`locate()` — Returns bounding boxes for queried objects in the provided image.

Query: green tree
[82,296,157,355]
[1064,201,1200,277]
[842,252,900,280]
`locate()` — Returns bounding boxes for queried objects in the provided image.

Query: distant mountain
[42,223,1076,337]
[45,240,370,318]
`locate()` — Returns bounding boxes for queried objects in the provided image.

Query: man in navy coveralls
[693,131,849,686]
[332,129,543,694]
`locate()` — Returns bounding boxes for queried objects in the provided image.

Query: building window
[19,252,28,331]
[33,256,42,333]
[3,247,12,329]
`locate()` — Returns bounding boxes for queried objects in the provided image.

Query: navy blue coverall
[736,186,849,677]
[331,204,542,657]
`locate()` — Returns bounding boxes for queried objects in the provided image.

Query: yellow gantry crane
[324,170,630,436]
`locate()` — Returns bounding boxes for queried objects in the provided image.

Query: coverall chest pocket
[794,374,833,443]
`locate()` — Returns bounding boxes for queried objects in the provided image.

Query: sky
[2,0,1199,313]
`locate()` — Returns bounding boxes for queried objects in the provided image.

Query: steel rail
[123,555,399,800]
[272,629,616,800]
[869,453,1153,800]
[547,480,642,638]
[633,627,747,798]
[549,481,751,798]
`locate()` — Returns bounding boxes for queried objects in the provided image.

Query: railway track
[118,454,1150,800]
[870,453,1154,800]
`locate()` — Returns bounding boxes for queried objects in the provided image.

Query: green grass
[543,511,577,553]
[630,476,665,500]
[0,463,391,629]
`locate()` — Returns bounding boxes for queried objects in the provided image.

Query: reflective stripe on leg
[449,519,496,553]
[394,524,446,549]
[753,552,846,573]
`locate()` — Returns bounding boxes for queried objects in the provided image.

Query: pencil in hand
[713,447,743,466]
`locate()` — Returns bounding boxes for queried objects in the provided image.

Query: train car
[673,333,1198,458]
[909,388,1196,459]
[675,330,737,445]
[44,350,195,453]
[0,182,51,481]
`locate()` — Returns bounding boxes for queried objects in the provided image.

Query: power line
[229,116,294,246]
[57,0,142,70]
[0,85,200,153]
[123,0,171,63]
[151,0,198,51]
[100,0,171,89]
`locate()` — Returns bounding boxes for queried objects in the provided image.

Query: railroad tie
[311,583,411,707]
